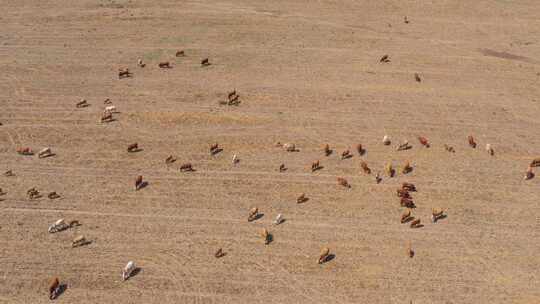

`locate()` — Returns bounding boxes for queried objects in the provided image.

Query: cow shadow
[401,217,414,224]
[341,155,352,160]
[137,181,149,190]
[127,267,141,280]
[249,213,264,222]
[55,284,67,299]
[321,254,336,264]
[129,148,143,153]
[265,234,273,245]
[39,153,56,159]
[434,214,447,222]
[312,166,324,172]
[211,148,223,155]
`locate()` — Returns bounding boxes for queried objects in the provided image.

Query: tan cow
[261,228,271,245]
[402,161,412,174]
[318,247,330,264]
[248,207,259,222]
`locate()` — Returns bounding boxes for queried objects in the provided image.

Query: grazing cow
[486,144,494,156]
[400,197,415,208]
[323,144,332,156]
[402,161,412,174]
[531,158,540,167]
[524,166,534,180]
[4,170,13,176]
[232,154,239,165]
[341,150,351,160]
[397,189,411,199]
[135,175,143,191]
[401,209,412,223]
[311,160,320,172]
[210,143,220,155]
[104,105,116,114]
[380,55,390,63]
[76,99,88,108]
[165,155,176,164]
[404,16,410,24]
[283,143,296,152]
[118,68,131,79]
[122,261,136,281]
[418,136,429,148]
[444,144,455,153]
[382,135,391,145]
[360,161,371,174]
[49,277,60,300]
[137,59,145,67]
[279,164,287,172]
[48,192,60,199]
[127,143,139,153]
[48,219,69,233]
[158,62,171,68]
[180,163,194,172]
[104,98,112,104]
[72,235,88,247]
[407,242,414,258]
[38,147,53,158]
[375,172,382,184]
[414,73,421,82]
[228,90,237,100]
[261,228,271,245]
[176,50,185,57]
[402,182,416,192]
[248,207,259,222]
[337,177,350,188]
[27,188,40,199]
[397,141,411,151]
[201,58,210,66]
[468,135,476,148]
[215,248,225,258]
[318,247,330,264]
[274,213,284,225]
[410,219,422,228]
[432,208,445,223]
[17,147,34,155]
[385,163,394,177]
[356,144,365,155]
[101,112,113,123]
[297,193,307,204]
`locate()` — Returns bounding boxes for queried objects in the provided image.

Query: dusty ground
[1,0,540,303]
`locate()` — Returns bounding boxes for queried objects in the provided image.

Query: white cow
[104,106,116,114]
[382,135,391,145]
[232,154,239,165]
[273,214,284,225]
[123,261,136,281]
[38,147,52,158]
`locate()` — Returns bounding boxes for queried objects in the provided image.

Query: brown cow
[76,99,88,108]
[318,247,330,264]
[165,155,176,164]
[127,143,139,153]
[48,192,60,199]
[337,177,350,188]
[215,248,225,258]
[356,144,365,156]
[468,135,476,148]
[341,150,351,160]
[530,158,540,167]
[49,277,60,300]
[201,58,210,66]
[402,182,416,192]
[297,193,307,204]
[311,160,321,172]
[118,68,130,79]
[176,50,185,57]
[402,161,412,174]
[400,197,415,208]
[380,55,390,63]
[444,144,455,153]
[210,143,220,155]
[418,136,429,148]
[158,62,171,68]
[524,166,534,180]
[180,163,194,172]
[279,164,287,172]
[407,242,414,258]
[323,144,332,156]
[397,189,411,199]
[135,175,143,191]
[360,161,371,174]
[414,73,421,82]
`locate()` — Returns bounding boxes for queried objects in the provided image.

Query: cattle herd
[5,49,538,301]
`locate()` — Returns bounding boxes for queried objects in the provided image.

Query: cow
[137,59,145,67]
[176,50,185,57]
[382,135,391,145]
[360,161,371,174]
[400,197,415,208]
[38,147,53,158]
[232,154,239,165]
[404,16,410,24]
[3,170,13,176]
[279,164,287,172]
[486,144,494,156]
[122,261,136,281]
[397,189,411,199]
[215,248,225,258]
[414,73,421,82]
[356,144,365,155]
[432,208,445,223]
[76,99,88,108]
[418,136,429,148]
[311,160,321,172]
[531,158,540,167]
[401,209,412,223]
[72,235,88,247]
[201,58,210,66]
[158,62,171,68]
[248,207,259,222]
[101,112,113,123]
[397,141,411,151]
[380,55,390,63]
[337,177,350,188]
[323,144,332,156]
[48,192,60,199]
[228,90,237,101]
[261,228,271,245]
[118,68,131,79]
[49,277,60,300]
[283,143,296,152]
[524,166,534,180]
[407,242,414,258]
[180,163,194,172]
[375,172,382,184]
[104,105,117,114]
[297,193,307,204]
[48,219,78,233]
[27,188,40,199]
[274,214,284,225]
[210,143,220,155]
[135,175,143,191]
[104,98,112,104]
[402,182,416,192]
[444,144,455,153]
[402,161,412,174]
[318,247,330,264]
[468,135,476,148]
[165,155,176,164]
[385,163,395,177]
[17,147,34,155]
[341,150,351,160]
[410,219,422,228]
[127,143,139,153]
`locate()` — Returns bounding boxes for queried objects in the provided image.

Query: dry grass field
[1,0,540,303]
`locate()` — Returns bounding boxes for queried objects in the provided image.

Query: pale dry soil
[1,0,540,303]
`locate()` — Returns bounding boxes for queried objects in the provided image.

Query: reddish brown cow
[176,50,185,57]
[397,189,410,199]
[356,144,365,155]
[360,161,371,174]
[337,177,350,188]
[158,62,171,68]
[402,182,416,192]
[468,135,476,148]
[49,277,60,300]
[127,143,138,152]
[418,136,429,148]
[530,158,540,167]
[101,112,113,123]
[135,176,143,190]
